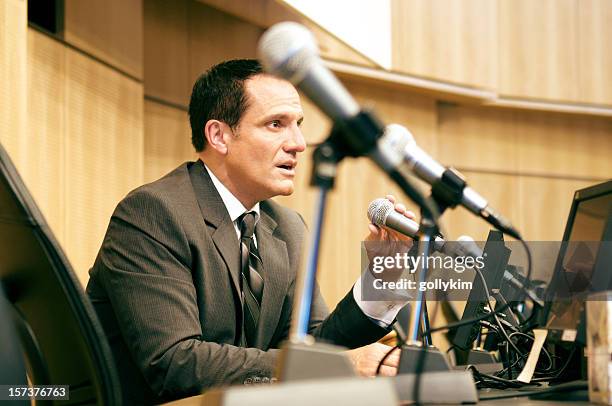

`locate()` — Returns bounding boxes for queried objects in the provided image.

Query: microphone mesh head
[257,22,319,83]
[457,235,483,258]
[367,198,393,226]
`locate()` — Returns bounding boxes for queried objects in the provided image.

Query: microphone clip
[310,110,384,189]
[431,167,467,212]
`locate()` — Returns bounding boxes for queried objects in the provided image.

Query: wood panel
[144,101,196,183]
[188,2,262,90]
[518,177,594,242]
[391,0,497,90]
[516,111,612,179]
[348,77,438,154]
[64,47,144,284]
[0,0,27,168]
[64,0,143,79]
[437,104,518,172]
[578,0,612,105]
[498,0,579,102]
[26,30,65,242]
[144,0,191,107]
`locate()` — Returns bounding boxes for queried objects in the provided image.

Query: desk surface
[165,388,596,406]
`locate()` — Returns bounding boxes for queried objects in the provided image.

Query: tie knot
[238,211,257,239]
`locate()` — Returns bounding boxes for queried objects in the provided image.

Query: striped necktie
[238,211,264,346]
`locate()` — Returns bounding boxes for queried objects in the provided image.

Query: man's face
[224,74,306,207]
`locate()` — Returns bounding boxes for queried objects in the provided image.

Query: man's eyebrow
[261,113,304,123]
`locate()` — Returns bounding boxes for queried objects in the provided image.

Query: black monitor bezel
[543,179,612,345]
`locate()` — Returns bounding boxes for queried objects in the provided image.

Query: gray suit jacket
[86,160,388,404]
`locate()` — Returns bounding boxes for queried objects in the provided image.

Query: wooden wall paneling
[578,0,612,105]
[391,0,497,90]
[347,77,438,154]
[188,2,262,88]
[196,0,377,67]
[436,104,519,172]
[144,0,191,107]
[498,0,579,102]
[518,176,595,242]
[64,0,143,79]
[516,111,612,179]
[64,47,144,284]
[144,101,196,183]
[26,30,66,242]
[0,0,27,168]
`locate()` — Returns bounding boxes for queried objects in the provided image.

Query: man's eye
[269,120,281,128]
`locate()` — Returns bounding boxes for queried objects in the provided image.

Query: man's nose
[285,126,306,153]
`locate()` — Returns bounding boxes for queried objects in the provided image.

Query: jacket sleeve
[92,189,277,399]
[308,284,391,348]
[275,210,390,349]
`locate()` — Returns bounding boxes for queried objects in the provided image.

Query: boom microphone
[258,22,359,121]
[379,124,522,239]
[259,22,521,239]
[258,22,396,168]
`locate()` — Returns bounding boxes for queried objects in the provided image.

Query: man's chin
[275,181,295,197]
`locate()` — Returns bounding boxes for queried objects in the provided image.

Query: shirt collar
[202,162,260,224]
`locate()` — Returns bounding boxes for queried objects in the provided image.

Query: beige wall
[2,0,611,328]
[25,30,144,285]
[392,0,612,106]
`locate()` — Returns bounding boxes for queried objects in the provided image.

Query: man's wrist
[352,278,405,327]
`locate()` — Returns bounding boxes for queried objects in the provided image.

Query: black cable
[422,236,533,337]
[472,263,525,356]
[530,347,577,381]
[375,343,401,376]
[507,331,554,372]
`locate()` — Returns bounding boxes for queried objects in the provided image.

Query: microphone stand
[396,177,483,404]
[280,112,478,403]
[278,130,364,381]
[279,112,439,383]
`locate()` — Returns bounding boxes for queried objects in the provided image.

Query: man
[87,59,413,404]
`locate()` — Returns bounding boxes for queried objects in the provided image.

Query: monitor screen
[545,180,612,341]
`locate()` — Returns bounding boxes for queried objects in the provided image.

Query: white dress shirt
[204,163,403,327]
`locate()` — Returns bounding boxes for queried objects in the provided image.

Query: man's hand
[346,342,400,377]
[365,195,416,242]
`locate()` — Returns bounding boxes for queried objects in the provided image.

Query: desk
[164,382,595,406]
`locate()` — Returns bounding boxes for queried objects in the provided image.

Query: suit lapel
[190,160,291,349]
[189,161,242,307]
[255,209,290,348]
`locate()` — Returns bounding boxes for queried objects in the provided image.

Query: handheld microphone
[367,198,481,259]
[369,199,541,304]
[379,124,522,239]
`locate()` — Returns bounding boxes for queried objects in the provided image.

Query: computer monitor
[544,180,612,345]
[451,230,511,351]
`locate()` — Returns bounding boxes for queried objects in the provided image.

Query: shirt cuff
[352,276,407,327]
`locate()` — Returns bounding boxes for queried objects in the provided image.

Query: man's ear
[204,120,229,154]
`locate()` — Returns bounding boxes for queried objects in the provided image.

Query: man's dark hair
[188,59,264,152]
